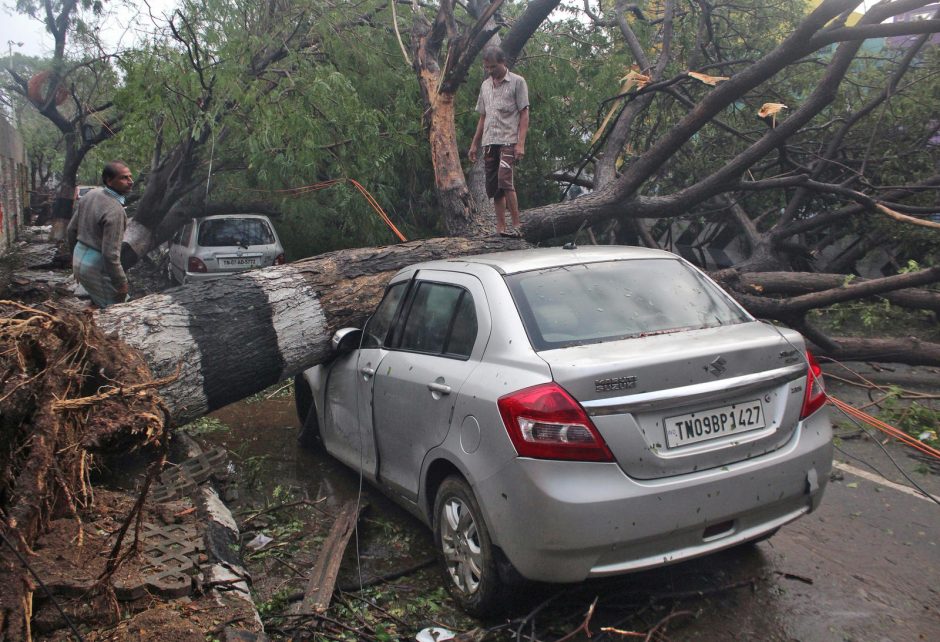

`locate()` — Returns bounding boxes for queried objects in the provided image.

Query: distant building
[888,3,940,48]
[0,119,28,255]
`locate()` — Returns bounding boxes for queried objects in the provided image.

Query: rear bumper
[475,410,831,583]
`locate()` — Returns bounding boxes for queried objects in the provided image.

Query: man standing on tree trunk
[469,46,529,237]
[67,161,134,308]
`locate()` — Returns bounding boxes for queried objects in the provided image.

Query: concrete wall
[0,118,29,255]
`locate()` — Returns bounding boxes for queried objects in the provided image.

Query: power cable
[236,178,408,242]
[761,320,940,507]
[0,525,86,641]
[829,404,940,507]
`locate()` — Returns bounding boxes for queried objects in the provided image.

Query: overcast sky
[1,0,176,59]
[1,0,884,62]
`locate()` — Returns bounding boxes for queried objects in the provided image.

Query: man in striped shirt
[468,46,530,237]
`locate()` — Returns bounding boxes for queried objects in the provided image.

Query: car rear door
[371,270,490,502]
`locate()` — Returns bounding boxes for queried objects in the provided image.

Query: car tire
[294,373,320,448]
[433,476,504,617]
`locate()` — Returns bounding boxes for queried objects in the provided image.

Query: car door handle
[360,366,375,378]
[427,382,452,395]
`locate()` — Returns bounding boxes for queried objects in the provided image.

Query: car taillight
[274,253,286,265]
[497,383,614,462]
[800,350,827,419]
[188,256,208,273]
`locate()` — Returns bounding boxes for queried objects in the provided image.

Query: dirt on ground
[29,489,203,641]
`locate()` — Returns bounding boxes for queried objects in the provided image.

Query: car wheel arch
[431,474,507,615]
[423,457,464,523]
[294,373,313,426]
[294,372,321,448]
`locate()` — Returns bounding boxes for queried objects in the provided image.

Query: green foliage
[9,0,940,266]
[256,587,294,617]
[245,379,293,404]
[3,53,63,182]
[810,299,940,340]
[878,387,940,449]
[178,416,229,436]
[238,454,270,490]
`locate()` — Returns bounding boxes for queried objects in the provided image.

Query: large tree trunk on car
[97,236,527,425]
[93,238,940,428]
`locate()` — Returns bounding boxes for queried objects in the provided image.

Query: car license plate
[219,257,261,268]
[664,400,765,448]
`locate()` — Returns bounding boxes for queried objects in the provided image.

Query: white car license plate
[665,400,765,448]
[220,257,261,268]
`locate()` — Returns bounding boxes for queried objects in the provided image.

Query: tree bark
[90,240,940,429]
[727,271,940,313]
[96,236,528,424]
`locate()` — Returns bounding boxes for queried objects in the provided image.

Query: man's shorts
[483,144,516,198]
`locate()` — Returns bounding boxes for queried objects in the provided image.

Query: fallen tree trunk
[94,238,940,428]
[726,271,940,314]
[96,236,528,425]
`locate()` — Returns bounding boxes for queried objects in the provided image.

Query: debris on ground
[295,498,366,615]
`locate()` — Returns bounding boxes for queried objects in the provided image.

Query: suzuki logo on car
[595,376,637,392]
[706,356,727,377]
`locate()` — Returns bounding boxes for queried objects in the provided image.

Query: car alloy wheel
[441,495,482,593]
[433,476,503,616]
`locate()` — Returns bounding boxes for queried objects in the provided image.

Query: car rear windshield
[198,218,275,247]
[506,258,750,351]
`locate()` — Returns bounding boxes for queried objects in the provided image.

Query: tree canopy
[5,0,940,360]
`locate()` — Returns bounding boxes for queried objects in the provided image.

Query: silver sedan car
[168,214,285,284]
[294,246,832,615]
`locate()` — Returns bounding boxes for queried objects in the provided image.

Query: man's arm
[469,113,486,163]
[66,206,79,253]
[100,205,128,294]
[516,107,529,160]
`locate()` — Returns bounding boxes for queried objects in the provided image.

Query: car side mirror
[331,328,363,355]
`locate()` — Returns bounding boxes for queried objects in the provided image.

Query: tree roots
[0,300,170,641]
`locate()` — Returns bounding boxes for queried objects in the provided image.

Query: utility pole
[7,40,23,70]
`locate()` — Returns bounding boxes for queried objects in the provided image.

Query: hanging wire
[204,131,216,211]
[237,178,408,242]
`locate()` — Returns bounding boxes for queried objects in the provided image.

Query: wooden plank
[296,498,365,614]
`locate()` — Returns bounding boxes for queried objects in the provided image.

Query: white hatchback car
[168,214,285,284]
[295,246,833,615]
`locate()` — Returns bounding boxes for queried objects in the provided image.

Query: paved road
[207,364,940,641]
[605,364,940,641]
[763,461,939,641]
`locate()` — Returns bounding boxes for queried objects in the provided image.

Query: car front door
[371,270,490,502]
[322,280,410,478]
